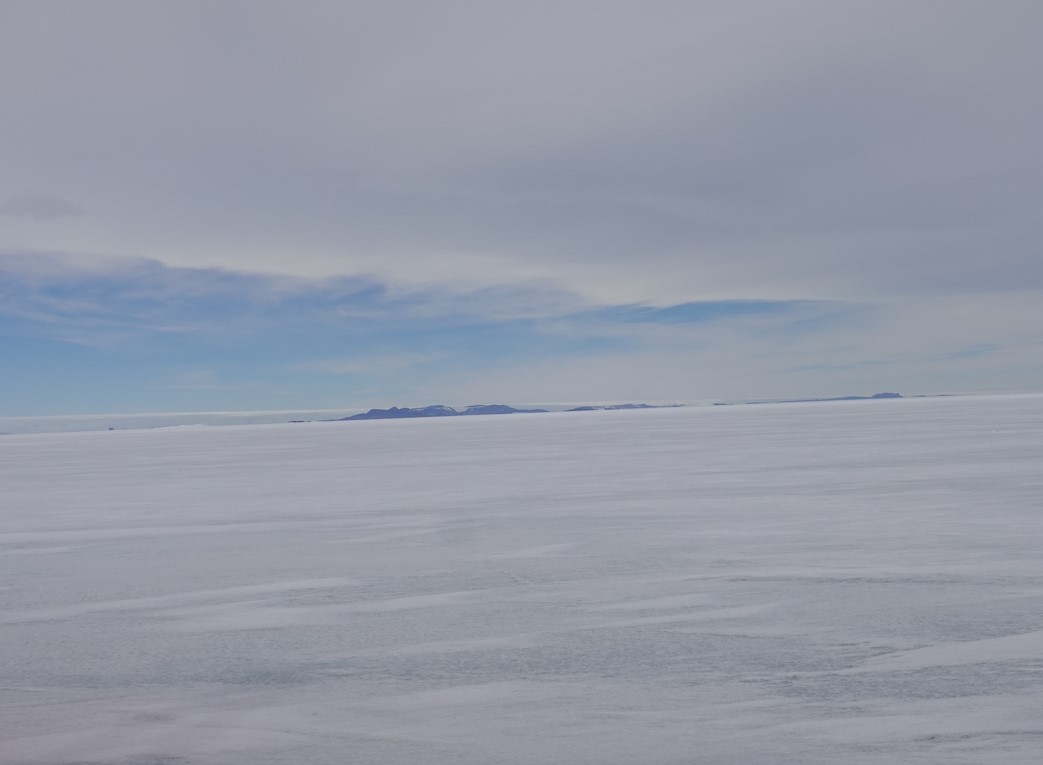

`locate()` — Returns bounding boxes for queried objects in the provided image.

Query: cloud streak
[0,194,85,221]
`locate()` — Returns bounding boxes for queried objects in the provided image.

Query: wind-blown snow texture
[2,395,1043,764]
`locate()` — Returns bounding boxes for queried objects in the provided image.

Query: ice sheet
[2,395,1043,763]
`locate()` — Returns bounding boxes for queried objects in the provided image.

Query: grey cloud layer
[2,0,1041,304]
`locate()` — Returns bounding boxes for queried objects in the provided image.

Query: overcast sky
[2,0,1042,415]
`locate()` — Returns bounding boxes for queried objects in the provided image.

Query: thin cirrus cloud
[0,251,812,347]
[0,194,85,221]
[1,1,1042,414]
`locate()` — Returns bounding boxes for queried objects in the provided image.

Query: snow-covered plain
[2,395,1043,764]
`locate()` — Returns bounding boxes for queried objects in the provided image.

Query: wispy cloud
[295,351,451,377]
[161,369,234,391]
[0,193,85,221]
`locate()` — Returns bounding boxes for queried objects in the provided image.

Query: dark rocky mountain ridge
[334,403,680,421]
[339,404,548,420]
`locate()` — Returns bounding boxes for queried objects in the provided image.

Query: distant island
[339,404,548,420]
[329,403,681,421]
[822,392,900,401]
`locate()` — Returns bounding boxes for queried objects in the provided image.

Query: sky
[2,0,1042,416]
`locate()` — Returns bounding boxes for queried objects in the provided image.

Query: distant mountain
[459,404,548,415]
[340,405,456,420]
[333,402,684,421]
[784,392,903,403]
[338,404,548,421]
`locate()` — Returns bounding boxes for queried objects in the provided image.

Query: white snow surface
[2,395,1043,764]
